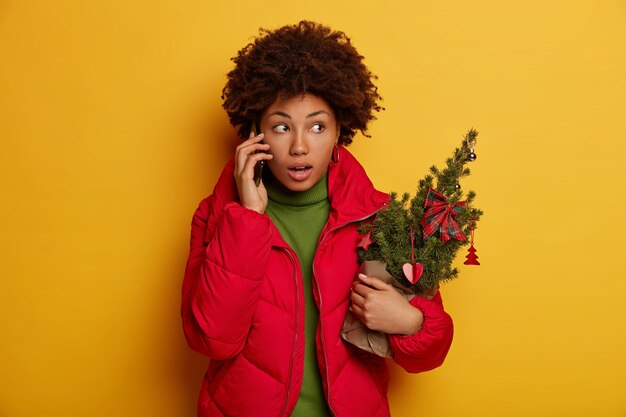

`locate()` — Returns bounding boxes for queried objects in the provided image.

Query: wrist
[238,194,266,214]
[245,205,265,214]
[402,305,424,335]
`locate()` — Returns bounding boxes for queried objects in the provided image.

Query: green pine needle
[358,129,483,293]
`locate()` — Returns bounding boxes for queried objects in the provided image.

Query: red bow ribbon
[421,187,467,242]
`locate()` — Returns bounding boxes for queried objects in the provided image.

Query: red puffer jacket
[182,146,454,417]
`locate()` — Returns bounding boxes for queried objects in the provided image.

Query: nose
[289,127,309,156]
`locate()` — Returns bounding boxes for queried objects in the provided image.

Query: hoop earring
[330,144,340,165]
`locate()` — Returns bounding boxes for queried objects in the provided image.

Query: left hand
[350,273,424,335]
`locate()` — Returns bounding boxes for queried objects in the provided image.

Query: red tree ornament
[464,244,479,265]
[464,219,480,265]
[357,230,374,251]
[401,226,424,284]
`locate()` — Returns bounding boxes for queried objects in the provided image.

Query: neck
[265,170,328,207]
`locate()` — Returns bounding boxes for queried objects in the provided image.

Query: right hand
[234,132,273,213]
[350,274,424,335]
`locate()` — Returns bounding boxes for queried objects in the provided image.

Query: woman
[182,21,453,417]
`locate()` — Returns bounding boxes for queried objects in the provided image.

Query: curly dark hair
[221,21,383,145]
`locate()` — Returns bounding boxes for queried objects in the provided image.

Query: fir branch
[358,129,483,293]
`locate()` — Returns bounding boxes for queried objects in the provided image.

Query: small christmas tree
[358,129,483,294]
[464,244,480,265]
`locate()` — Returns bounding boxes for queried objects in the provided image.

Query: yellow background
[1,1,625,416]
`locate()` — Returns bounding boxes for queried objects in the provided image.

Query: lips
[287,163,313,181]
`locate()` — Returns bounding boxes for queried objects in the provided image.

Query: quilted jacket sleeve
[181,198,272,360]
[387,291,454,373]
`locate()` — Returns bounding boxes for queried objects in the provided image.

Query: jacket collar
[325,146,389,229]
[208,146,389,245]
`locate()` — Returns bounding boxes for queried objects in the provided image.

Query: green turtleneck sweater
[264,172,332,417]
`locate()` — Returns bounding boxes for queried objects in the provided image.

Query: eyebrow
[267,110,331,119]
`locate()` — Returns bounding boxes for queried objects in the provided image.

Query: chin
[283,180,315,192]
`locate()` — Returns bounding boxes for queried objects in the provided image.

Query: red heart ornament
[402,262,424,284]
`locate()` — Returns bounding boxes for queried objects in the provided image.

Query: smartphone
[251,121,264,187]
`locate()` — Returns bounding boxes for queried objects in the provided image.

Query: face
[259,93,339,192]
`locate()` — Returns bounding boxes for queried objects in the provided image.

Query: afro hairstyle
[221,20,383,145]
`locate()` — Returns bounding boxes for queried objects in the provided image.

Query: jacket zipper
[313,207,386,417]
[279,247,299,417]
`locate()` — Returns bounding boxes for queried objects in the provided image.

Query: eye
[311,123,325,133]
[273,124,289,133]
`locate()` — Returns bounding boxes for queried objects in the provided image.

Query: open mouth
[287,164,313,181]
[289,166,311,173]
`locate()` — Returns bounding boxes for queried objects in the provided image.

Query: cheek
[308,142,330,162]
[265,157,281,174]
[265,139,286,157]
[319,140,337,160]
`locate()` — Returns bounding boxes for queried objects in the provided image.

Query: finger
[349,303,365,320]
[240,144,272,164]
[235,140,268,163]
[240,152,273,180]
[357,273,391,291]
[237,132,265,150]
[350,287,366,307]
[235,141,270,176]
[235,134,266,164]
[351,282,373,298]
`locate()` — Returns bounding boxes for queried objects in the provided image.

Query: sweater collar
[265,171,328,207]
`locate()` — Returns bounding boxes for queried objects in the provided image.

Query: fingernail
[358,273,367,279]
